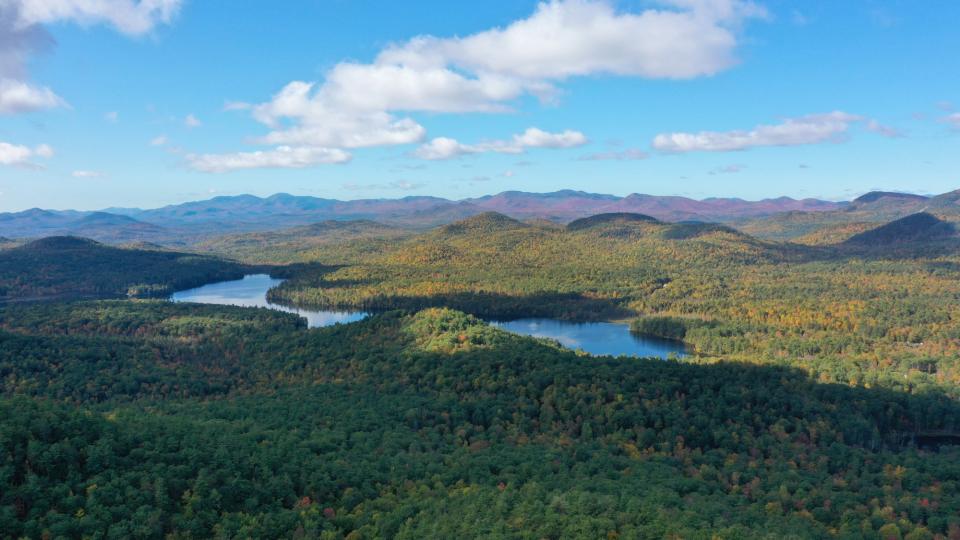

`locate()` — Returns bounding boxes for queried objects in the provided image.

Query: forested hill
[0,236,244,302]
[565,212,660,231]
[1,302,958,538]
[265,211,790,320]
[844,212,956,246]
[0,190,847,242]
[194,219,409,265]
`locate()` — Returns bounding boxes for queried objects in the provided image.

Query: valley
[4,2,957,537]
[3,191,960,538]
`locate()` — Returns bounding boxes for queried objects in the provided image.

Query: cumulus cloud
[0,140,53,167]
[513,127,587,148]
[379,0,765,82]
[943,113,960,129]
[0,0,180,115]
[219,0,761,167]
[578,148,648,161]
[414,137,478,160]
[187,146,351,173]
[150,135,168,146]
[13,0,181,36]
[72,169,104,178]
[0,78,64,114]
[104,110,118,123]
[184,113,202,128]
[414,128,587,160]
[652,111,896,153]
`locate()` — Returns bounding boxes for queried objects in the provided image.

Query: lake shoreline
[171,274,689,358]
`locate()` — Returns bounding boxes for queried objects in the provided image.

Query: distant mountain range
[0,189,948,245]
[734,190,960,242]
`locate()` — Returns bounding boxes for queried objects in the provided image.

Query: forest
[202,212,960,400]
[0,237,244,302]
[3,209,960,538]
[1,301,959,539]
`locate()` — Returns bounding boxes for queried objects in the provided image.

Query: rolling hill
[0,209,169,243]
[844,212,956,246]
[566,212,660,231]
[2,191,850,242]
[733,190,943,242]
[0,236,244,302]
[195,219,410,264]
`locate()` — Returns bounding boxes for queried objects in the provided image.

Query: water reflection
[493,318,687,358]
[171,274,687,358]
[170,274,367,328]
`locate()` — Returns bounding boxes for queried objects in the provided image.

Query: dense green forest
[195,220,412,265]
[4,210,960,538]
[200,212,960,398]
[0,237,245,302]
[2,301,959,538]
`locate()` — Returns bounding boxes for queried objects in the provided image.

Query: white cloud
[33,142,53,157]
[344,179,425,191]
[13,0,182,36]
[187,146,352,173]
[72,169,103,178]
[150,135,168,146]
[865,119,902,138]
[223,100,250,111]
[943,113,960,129]
[709,163,745,174]
[578,148,648,161]
[652,111,886,153]
[0,140,53,167]
[224,0,761,164]
[184,113,202,128]
[0,78,65,114]
[513,127,587,148]
[0,1,180,116]
[380,0,765,81]
[414,127,587,160]
[414,137,479,160]
[104,110,118,122]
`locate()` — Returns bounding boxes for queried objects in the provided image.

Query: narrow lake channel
[171,274,688,358]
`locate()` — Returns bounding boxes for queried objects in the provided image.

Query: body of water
[493,319,687,358]
[170,274,368,328]
[170,274,687,358]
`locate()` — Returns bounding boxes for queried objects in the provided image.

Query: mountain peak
[852,191,928,204]
[440,212,526,234]
[567,212,660,231]
[22,236,103,251]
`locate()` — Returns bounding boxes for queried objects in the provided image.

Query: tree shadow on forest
[281,290,635,322]
[398,329,960,453]
[780,238,960,264]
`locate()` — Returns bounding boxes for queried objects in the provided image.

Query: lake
[170,274,368,327]
[492,319,687,358]
[170,274,687,358]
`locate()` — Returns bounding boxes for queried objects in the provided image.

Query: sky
[0,0,958,212]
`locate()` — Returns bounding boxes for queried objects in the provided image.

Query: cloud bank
[652,111,899,153]
[187,146,351,173]
[415,128,588,160]
[199,0,763,171]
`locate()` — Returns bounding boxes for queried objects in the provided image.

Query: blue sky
[0,0,958,211]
